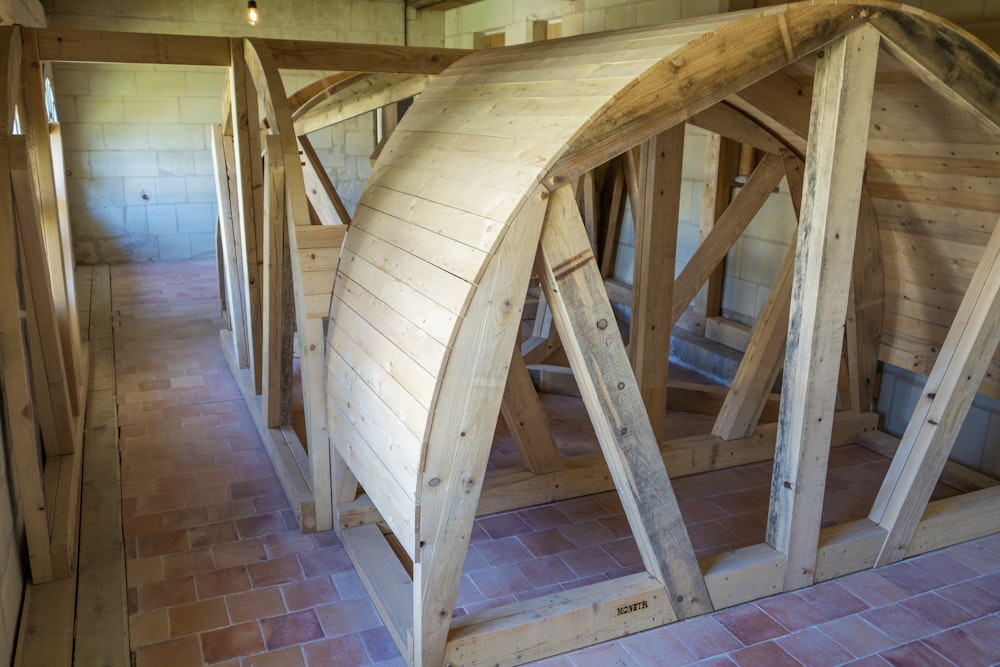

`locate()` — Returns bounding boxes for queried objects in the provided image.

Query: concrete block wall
[878,364,1000,478]
[43,0,425,263]
[443,0,728,48]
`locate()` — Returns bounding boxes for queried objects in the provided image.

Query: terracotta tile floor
[115,260,1000,666]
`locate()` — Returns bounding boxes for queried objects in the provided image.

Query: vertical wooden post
[844,185,883,413]
[20,28,84,418]
[629,126,684,441]
[539,184,711,620]
[693,134,741,328]
[870,213,1000,565]
[598,155,627,279]
[261,136,293,428]
[210,124,250,367]
[10,134,76,455]
[228,39,266,394]
[0,26,53,584]
[767,27,879,590]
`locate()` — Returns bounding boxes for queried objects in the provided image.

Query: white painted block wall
[44,0,437,264]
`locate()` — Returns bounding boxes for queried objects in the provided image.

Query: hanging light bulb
[247,0,259,26]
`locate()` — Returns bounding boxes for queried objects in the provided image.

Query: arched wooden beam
[549,3,868,185]
[293,73,433,136]
[288,71,370,120]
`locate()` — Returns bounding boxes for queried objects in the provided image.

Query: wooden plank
[220,333,317,531]
[331,272,447,379]
[339,412,879,532]
[35,26,229,65]
[246,37,336,529]
[844,186,884,413]
[767,27,879,590]
[688,102,788,155]
[20,29,84,419]
[47,121,82,402]
[228,39,265,395]
[73,262,128,666]
[903,485,1000,558]
[0,26,53,585]
[211,125,249,368]
[870,9,1000,137]
[538,184,711,618]
[500,346,564,475]
[263,39,469,73]
[551,5,866,184]
[13,579,75,667]
[702,544,786,610]
[260,136,293,428]
[668,381,781,421]
[298,134,351,225]
[445,574,674,666]
[10,134,76,456]
[672,152,785,326]
[329,299,437,414]
[869,207,1000,566]
[348,225,473,315]
[294,73,432,136]
[340,524,415,661]
[361,181,514,254]
[413,187,549,666]
[814,519,886,582]
[212,125,250,368]
[335,248,459,347]
[352,206,487,285]
[629,127,684,443]
[857,430,998,494]
[728,69,812,154]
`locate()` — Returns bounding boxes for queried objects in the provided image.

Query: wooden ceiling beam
[33,27,469,73]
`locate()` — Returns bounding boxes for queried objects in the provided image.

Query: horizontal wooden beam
[34,28,231,65]
[33,27,470,72]
[262,39,469,73]
[338,411,878,530]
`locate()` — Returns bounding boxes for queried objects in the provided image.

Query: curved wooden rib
[293,72,433,136]
[288,71,370,119]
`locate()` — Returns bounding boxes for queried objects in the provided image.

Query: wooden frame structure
[308,3,1000,665]
[2,1,997,664]
[0,25,89,585]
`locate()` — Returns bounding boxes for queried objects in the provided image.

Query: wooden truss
[3,1,996,663]
[312,5,1000,666]
[0,26,89,584]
